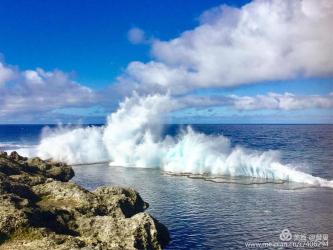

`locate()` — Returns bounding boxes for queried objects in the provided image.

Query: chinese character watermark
[245,228,329,248]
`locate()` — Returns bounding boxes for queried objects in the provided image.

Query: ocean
[1,124,332,249]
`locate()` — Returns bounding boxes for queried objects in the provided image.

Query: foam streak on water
[21,94,333,188]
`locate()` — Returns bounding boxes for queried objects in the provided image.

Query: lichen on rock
[0,151,170,250]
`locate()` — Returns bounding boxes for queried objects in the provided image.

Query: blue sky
[0,0,332,124]
[0,0,249,87]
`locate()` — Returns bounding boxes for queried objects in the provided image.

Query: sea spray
[27,93,333,188]
[37,125,108,164]
[102,93,178,167]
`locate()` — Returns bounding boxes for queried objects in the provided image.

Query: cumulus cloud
[0,63,96,119]
[127,27,146,44]
[118,0,333,94]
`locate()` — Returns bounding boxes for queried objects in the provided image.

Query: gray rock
[0,152,170,249]
[93,186,149,217]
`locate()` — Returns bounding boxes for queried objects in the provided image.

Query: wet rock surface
[0,151,169,249]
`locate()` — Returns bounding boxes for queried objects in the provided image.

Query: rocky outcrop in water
[0,151,169,249]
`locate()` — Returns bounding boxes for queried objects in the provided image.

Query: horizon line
[1,123,333,126]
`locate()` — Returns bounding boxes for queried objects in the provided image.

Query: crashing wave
[22,93,333,188]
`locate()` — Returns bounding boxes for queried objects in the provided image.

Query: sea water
[0,124,332,249]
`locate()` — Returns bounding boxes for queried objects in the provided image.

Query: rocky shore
[0,151,169,249]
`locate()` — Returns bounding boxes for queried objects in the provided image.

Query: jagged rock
[0,152,170,249]
[0,152,74,184]
[93,186,149,217]
[77,212,170,250]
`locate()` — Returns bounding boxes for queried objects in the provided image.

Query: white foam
[36,126,108,164]
[25,94,333,188]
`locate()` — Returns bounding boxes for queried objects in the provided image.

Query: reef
[0,151,169,250]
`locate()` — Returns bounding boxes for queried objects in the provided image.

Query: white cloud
[119,0,333,94]
[230,92,333,110]
[0,65,96,118]
[0,62,16,85]
[1,0,333,123]
[116,61,190,95]
[175,92,333,111]
[127,27,146,44]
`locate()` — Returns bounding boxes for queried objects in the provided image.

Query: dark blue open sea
[1,124,333,249]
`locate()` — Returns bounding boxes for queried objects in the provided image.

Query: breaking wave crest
[24,94,333,188]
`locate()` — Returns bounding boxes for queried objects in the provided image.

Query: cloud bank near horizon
[0,64,95,119]
[0,57,331,122]
[180,92,333,111]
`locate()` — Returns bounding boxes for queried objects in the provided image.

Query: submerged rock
[0,151,170,249]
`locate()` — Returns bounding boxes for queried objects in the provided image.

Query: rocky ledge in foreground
[0,151,169,250]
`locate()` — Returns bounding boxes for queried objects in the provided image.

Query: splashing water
[26,93,333,188]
